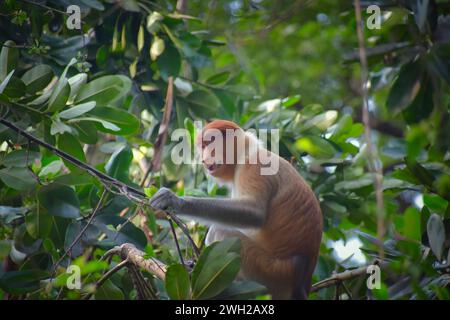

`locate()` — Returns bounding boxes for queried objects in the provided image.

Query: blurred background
[0,0,449,300]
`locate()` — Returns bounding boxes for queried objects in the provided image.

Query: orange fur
[200,120,323,299]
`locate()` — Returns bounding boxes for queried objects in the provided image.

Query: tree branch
[354,0,386,258]
[0,117,200,257]
[311,260,384,293]
[52,189,108,275]
[104,243,167,281]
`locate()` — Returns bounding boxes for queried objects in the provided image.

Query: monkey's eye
[202,136,216,148]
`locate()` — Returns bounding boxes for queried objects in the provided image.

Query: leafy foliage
[0,0,449,300]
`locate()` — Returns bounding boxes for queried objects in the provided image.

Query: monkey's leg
[291,254,313,300]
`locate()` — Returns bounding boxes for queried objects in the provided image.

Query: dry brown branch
[104,243,167,281]
[311,260,383,293]
[141,77,174,185]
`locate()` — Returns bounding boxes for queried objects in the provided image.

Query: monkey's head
[196,120,244,181]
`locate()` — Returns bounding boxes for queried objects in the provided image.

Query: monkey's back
[258,156,323,259]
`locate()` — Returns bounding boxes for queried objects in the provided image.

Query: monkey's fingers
[154,209,168,219]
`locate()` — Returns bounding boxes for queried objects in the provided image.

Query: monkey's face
[197,129,236,180]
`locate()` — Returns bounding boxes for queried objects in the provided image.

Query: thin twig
[169,218,185,266]
[83,259,129,300]
[52,189,108,275]
[311,260,382,293]
[141,77,174,186]
[354,0,386,258]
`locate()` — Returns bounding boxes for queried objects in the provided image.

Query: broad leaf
[21,64,53,94]
[165,264,191,300]
[75,75,132,105]
[38,184,80,218]
[59,101,96,119]
[0,167,37,190]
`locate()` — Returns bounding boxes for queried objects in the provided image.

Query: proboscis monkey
[150,120,322,299]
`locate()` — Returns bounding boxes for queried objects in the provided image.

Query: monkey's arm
[149,188,266,228]
[180,196,265,227]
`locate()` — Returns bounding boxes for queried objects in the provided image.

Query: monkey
[149,120,323,299]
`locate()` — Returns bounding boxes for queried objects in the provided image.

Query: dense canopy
[0,0,449,300]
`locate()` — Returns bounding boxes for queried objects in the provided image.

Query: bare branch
[311,260,383,293]
[83,259,129,300]
[106,243,167,281]
[354,0,386,257]
[141,76,174,186]
[52,189,108,275]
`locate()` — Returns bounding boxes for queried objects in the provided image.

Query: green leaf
[85,106,139,135]
[423,194,448,214]
[206,71,230,85]
[295,135,336,159]
[2,76,25,98]
[74,75,132,105]
[64,221,100,257]
[70,117,120,132]
[403,207,421,241]
[38,160,63,179]
[0,40,18,81]
[57,133,86,172]
[405,158,435,188]
[150,36,165,61]
[21,65,53,94]
[186,90,220,118]
[216,280,267,299]
[213,89,236,116]
[146,12,163,33]
[137,24,145,52]
[94,215,147,250]
[119,0,140,12]
[335,174,374,191]
[165,264,191,300]
[427,213,445,260]
[25,207,52,239]
[80,0,105,11]
[301,110,338,132]
[0,167,37,190]
[192,252,241,300]
[105,146,132,183]
[2,150,40,167]
[0,70,14,94]
[0,270,49,294]
[68,73,88,100]
[386,60,423,112]
[0,240,11,260]
[38,184,80,218]
[402,77,434,124]
[47,77,70,112]
[46,59,77,112]
[72,121,98,144]
[59,101,96,119]
[191,238,241,300]
[50,120,74,135]
[95,279,124,300]
[156,43,181,79]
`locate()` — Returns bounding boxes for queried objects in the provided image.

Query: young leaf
[59,101,96,119]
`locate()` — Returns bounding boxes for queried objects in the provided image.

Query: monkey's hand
[149,187,184,214]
